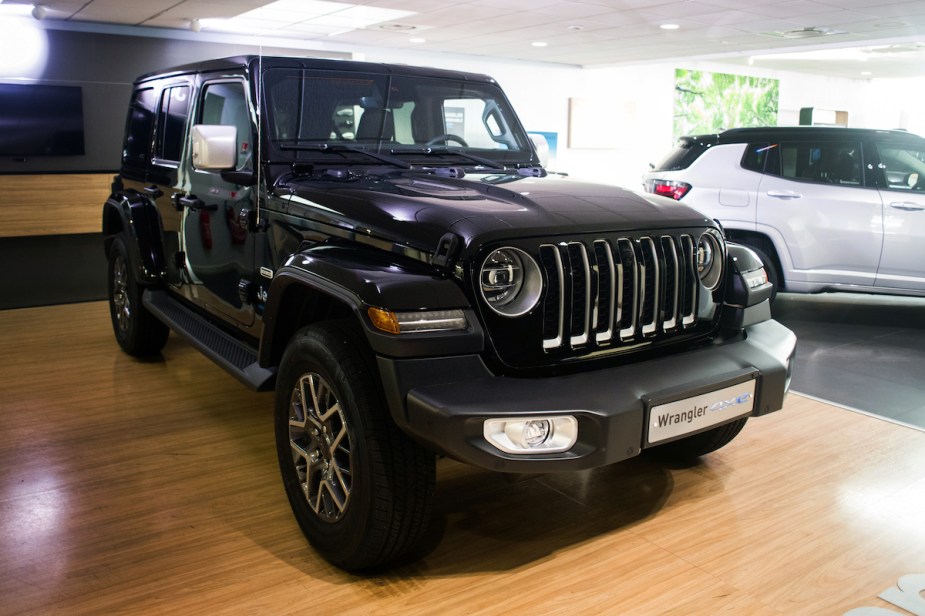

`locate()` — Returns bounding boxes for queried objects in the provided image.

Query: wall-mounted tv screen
[0,83,85,156]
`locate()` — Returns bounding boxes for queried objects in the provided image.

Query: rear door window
[769,141,863,186]
[154,85,191,165]
[741,142,773,173]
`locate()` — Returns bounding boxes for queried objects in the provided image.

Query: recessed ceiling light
[409,37,426,44]
[861,71,872,76]
[660,23,680,30]
[532,41,548,47]
[767,26,844,39]
[377,23,418,31]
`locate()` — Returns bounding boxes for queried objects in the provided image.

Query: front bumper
[377,319,796,473]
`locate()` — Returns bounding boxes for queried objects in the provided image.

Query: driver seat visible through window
[355,108,394,142]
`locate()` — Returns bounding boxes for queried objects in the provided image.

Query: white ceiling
[6,0,925,78]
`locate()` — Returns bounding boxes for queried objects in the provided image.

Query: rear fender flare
[102,191,166,284]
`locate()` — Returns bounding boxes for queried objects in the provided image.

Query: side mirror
[191,124,237,170]
[528,133,549,168]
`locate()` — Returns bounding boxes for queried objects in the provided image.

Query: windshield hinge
[432,232,462,271]
[432,167,466,179]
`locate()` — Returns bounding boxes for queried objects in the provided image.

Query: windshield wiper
[280,143,411,169]
[395,147,505,170]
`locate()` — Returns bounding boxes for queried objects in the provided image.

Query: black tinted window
[155,85,190,163]
[741,142,773,172]
[651,139,710,171]
[769,141,862,186]
[122,88,156,168]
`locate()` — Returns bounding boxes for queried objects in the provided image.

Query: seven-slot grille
[538,234,700,351]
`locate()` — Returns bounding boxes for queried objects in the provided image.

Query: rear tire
[107,235,169,356]
[274,320,435,571]
[647,417,748,462]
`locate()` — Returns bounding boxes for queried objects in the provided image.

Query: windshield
[262,67,534,167]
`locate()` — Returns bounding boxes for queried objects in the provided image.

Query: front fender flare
[259,244,484,366]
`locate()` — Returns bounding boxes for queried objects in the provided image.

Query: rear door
[755,138,882,288]
[872,136,925,291]
[148,81,193,287]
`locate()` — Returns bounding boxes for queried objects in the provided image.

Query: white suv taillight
[646,179,691,200]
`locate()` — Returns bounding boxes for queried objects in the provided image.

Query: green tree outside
[674,69,779,138]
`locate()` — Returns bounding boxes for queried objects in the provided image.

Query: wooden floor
[2,302,923,615]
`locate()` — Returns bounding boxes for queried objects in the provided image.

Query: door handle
[766,190,802,199]
[172,193,215,211]
[143,185,163,199]
[889,201,925,211]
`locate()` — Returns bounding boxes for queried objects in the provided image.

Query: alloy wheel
[288,372,353,522]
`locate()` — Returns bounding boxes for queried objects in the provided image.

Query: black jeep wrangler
[103,56,796,571]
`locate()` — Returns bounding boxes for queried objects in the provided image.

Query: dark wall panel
[1,29,346,174]
[1,28,345,308]
[0,234,107,310]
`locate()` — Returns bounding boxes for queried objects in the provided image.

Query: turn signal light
[368,307,467,334]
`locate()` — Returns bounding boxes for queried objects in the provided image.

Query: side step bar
[143,289,276,391]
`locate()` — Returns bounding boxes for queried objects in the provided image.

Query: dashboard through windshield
[262,67,533,167]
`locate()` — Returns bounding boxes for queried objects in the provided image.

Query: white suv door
[873,139,925,291]
[756,139,883,290]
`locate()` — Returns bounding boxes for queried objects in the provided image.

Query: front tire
[275,321,435,571]
[107,235,169,356]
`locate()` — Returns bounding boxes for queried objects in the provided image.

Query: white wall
[856,77,925,137]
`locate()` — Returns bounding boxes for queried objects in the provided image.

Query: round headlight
[697,230,724,290]
[479,247,542,317]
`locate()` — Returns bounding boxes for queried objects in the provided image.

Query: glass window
[154,85,190,163]
[877,142,925,191]
[741,142,772,173]
[262,68,532,164]
[650,138,712,172]
[122,88,156,168]
[770,141,863,186]
[200,81,252,170]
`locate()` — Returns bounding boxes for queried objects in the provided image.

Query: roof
[134,55,496,86]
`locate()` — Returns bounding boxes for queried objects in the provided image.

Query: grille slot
[540,234,699,351]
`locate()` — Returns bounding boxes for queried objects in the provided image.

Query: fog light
[518,419,550,447]
[483,415,578,454]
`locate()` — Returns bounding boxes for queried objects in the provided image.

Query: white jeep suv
[643,127,925,297]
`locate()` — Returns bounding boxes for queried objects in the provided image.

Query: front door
[180,79,258,326]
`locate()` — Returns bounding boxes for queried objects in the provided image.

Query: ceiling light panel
[214,0,415,35]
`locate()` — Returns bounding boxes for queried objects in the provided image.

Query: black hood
[279,171,714,258]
